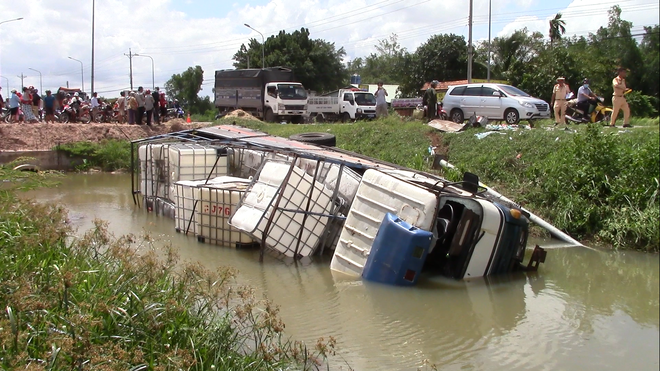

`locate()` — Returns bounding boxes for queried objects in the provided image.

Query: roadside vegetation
[55,139,132,171]
[0,165,336,370]
[223,116,659,251]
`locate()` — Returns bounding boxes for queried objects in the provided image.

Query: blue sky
[0,0,657,98]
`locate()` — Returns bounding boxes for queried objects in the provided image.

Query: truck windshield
[277,84,307,100]
[354,93,376,106]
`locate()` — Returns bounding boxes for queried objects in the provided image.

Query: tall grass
[55,139,132,171]
[0,166,337,370]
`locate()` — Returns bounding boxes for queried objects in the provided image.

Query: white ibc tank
[195,178,254,247]
[169,144,227,183]
[230,161,337,258]
[173,180,203,235]
[139,143,171,200]
[330,169,438,277]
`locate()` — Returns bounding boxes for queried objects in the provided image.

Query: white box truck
[308,88,377,122]
[214,67,307,123]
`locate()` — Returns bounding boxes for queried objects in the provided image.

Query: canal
[25,173,660,371]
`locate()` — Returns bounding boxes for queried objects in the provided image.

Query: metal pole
[91,0,95,94]
[68,56,84,93]
[244,24,265,69]
[467,0,473,83]
[134,54,155,90]
[28,68,42,94]
[124,49,134,91]
[17,73,25,90]
[487,0,491,82]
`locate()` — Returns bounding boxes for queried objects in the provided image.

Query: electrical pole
[18,73,25,90]
[91,0,95,94]
[467,0,473,83]
[487,0,491,82]
[124,48,134,91]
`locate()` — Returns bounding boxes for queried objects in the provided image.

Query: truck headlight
[357,108,362,113]
[278,104,285,111]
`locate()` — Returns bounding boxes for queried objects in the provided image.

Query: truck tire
[289,132,336,147]
[264,108,276,123]
[341,112,351,123]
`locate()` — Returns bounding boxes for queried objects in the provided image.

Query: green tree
[164,66,206,114]
[399,34,468,95]
[640,25,660,102]
[549,13,567,47]
[358,34,410,84]
[490,29,544,86]
[233,28,347,93]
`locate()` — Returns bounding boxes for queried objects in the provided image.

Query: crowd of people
[0,85,180,125]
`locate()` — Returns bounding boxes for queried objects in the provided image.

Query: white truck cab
[264,82,307,122]
[308,89,377,122]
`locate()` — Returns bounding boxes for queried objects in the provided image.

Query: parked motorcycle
[565,95,612,124]
[93,102,118,123]
[438,102,448,120]
[59,102,92,124]
[166,107,185,120]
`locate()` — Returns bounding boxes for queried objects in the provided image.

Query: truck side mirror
[493,91,501,97]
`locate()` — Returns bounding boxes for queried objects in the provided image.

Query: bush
[626,91,659,117]
[55,140,131,171]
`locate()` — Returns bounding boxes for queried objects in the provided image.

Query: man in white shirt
[90,92,100,122]
[374,82,388,118]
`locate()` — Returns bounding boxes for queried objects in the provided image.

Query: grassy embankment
[0,166,336,369]
[226,116,659,251]
[53,116,659,250]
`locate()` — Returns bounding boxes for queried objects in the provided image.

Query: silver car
[443,83,551,124]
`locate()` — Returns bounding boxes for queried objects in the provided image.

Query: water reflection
[24,173,659,371]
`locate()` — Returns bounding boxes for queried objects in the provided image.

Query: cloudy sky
[0,0,657,98]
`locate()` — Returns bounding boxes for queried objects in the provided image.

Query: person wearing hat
[423,80,438,120]
[551,77,571,125]
[374,82,388,118]
[611,67,631,127]
[577,78,597,115]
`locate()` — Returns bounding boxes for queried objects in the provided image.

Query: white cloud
[0,0,656,98]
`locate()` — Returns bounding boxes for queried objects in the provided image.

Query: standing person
[144,89,154,126]
[423,80,438,121]
[8,89,20,123]
[31,87,41,121]
[152,87,160,124]
[136,86,146,125]
[116,91,126,124]
[0,87,4,113]
[159,92,167,122]
[374,82,388,118]
[43,90,57,123]
[21,87,38,123]
[90,92,100,122]
[127,92,138,124]
[551,77,570,126]
[611,67,631,128]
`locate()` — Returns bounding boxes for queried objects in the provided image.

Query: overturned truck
[131,125,547,286]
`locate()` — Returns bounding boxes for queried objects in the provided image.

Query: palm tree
[549,13,567,47]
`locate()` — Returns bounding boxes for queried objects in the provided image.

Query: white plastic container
[330,169,438,277]
[139,143,171,200]
[229,148,291,178]
[230,161,337,258]
[173,180,203,235]
[195,178,254,247]
[169,143,227,183]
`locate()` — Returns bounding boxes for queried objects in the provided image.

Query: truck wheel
[264,108,276,123]
[341,112,351,123]
[291,115,304,124]
[289,132,336,147]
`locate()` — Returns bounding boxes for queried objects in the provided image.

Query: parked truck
[308,88,377,122]
[214,67,307,123]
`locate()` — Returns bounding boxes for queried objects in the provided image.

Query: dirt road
[0,120,214,151]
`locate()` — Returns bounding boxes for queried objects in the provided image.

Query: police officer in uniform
[551,77,570,125]
[610,67,631,128]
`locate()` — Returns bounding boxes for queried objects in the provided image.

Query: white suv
[443,83,551,124]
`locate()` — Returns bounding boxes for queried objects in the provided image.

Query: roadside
[0,120,214,152]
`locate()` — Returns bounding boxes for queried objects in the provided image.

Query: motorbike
[438,102,448,120]
[93,102,118,123]
[565,96,612,124]
[166,107,185,120]
[3,106,23,123]
[59,101,92,124]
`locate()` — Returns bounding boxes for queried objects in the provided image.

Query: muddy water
[26,173,659,371]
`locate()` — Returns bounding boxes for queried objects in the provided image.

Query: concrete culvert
[13,164,40,172]
[288,132,336,147]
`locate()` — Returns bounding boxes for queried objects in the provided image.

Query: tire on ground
[289,132,337,147]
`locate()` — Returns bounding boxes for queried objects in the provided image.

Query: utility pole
[124,48,134,91]
[18,73,25,90]
[91,0,95,94]
[467,0,473,83]
[487,0,491,82]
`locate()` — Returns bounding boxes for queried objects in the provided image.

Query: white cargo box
[230,161,337,258]
[330,169,438,277]
[139,143,171,200]
[195,178,254,247]
[229,148,291,178]
[169,143,227,183]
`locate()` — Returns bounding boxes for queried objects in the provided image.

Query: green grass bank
[0,167,336,370]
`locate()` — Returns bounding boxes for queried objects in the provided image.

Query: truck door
[342,92,356,118]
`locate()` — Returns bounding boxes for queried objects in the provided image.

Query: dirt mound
[0,122,214,151]
[223,109,260,121]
